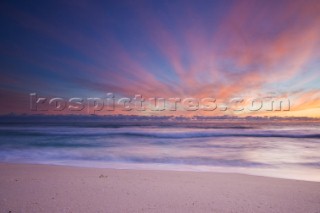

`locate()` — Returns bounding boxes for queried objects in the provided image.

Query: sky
[0,0,319,117]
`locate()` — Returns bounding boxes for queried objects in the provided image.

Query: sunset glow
[0,0,319,117]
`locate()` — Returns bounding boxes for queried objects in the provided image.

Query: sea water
[0,121,319,181]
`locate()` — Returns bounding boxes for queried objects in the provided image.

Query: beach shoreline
[1,163,320,212]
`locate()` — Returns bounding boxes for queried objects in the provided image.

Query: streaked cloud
[0,0,319,117]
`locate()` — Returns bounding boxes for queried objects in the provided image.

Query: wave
[1,129,320,139]
[120,132,320,139]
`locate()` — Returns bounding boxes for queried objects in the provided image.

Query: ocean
[0,120,319,181]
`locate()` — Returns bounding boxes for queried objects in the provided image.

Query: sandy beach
[0,163,319,213]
